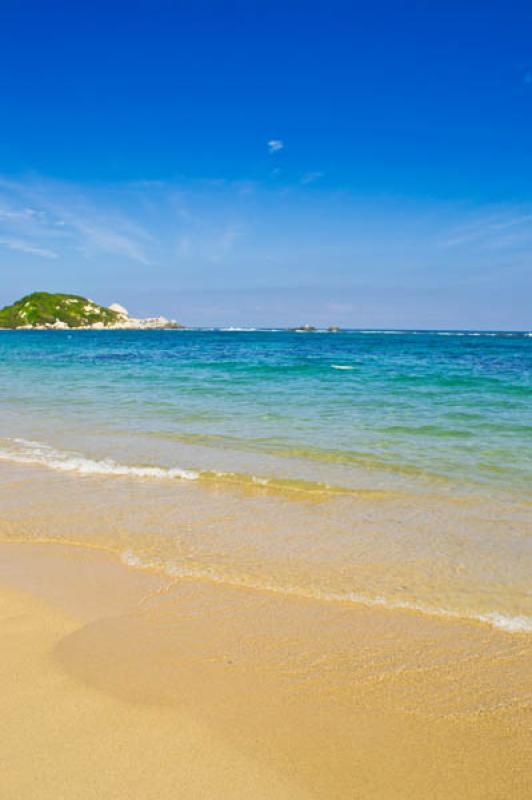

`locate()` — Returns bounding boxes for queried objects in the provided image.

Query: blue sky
[0,0,531,327]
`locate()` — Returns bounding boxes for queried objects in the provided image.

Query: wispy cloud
[440,209,532,249]
[2,172,529,327]
[63,216,151,264]
[174,223,244,264]
[0,206,44,222]
[301,171,324,185]
[267,139,284,154]
[0,177,152,265]
[210,224,242,261]
[0,237,57,259]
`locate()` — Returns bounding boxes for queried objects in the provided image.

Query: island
[291,323,317,332]
[0,292,183,330]
[290,324,342,332]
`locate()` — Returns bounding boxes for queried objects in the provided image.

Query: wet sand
[0,541,530,799]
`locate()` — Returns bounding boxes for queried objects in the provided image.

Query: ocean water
[0,329,531,631]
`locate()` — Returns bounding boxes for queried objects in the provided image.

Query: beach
[1,541,530,799]
[0,329,531,797]
[3,0,532,793]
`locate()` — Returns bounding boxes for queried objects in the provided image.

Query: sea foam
[0,438,198,481]
[119,549,532,634]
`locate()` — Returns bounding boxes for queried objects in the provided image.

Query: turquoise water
[1,329,531,494]
[0,329,531,630]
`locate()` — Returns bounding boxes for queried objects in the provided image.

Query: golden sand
[0,542,530,799]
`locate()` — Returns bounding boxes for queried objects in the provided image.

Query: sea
[0,328,530,632]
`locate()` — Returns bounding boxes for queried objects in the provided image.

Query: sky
[0,0,531,328]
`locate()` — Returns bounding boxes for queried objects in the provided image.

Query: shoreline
[0,454,529,635]
[1,540,530,799]
[6,530,531,635]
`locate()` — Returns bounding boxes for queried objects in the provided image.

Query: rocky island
[0,292,183,330]
[291,323,317,332]
[291,324,342,332]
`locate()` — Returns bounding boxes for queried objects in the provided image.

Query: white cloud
[0,237,58,259]
[63,216,151,264]
[301,171,324,185]
[0,207,41,222]
[0,178,152,265]
[267,139,284,154]
[440,209,532,250]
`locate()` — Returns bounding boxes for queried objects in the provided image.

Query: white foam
[251,475,269,486]
[0,438,198,481]
[340,592,532,634]
[331,364,355,370]
[119,550,532,635]
[476,612,532,633]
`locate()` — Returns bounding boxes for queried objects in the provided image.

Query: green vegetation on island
[0,292,121,329]
[0,292,183,329]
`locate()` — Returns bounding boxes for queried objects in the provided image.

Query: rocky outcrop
[95,303,183,330]
[291,324,317,332]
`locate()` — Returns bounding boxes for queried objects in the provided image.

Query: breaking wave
[0,438,199,481]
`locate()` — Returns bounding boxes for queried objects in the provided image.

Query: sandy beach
[1,540,530,799]
[2,0,532,795]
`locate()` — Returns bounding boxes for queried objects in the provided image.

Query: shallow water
[0,329,530,630]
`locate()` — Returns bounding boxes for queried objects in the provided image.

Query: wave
[119,550,532,634]
[0,437,386,497]
[331,364,355,370]
[2,435,527,502]
[0,436,528,635]
[0,438,199,481]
